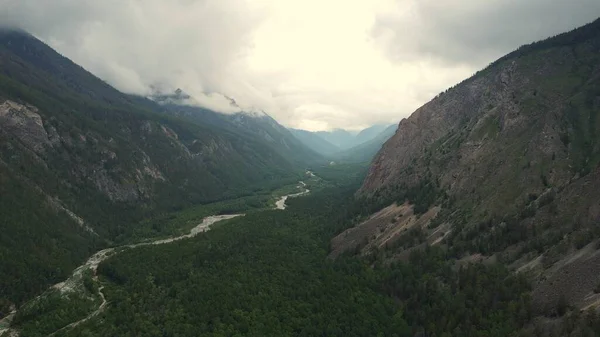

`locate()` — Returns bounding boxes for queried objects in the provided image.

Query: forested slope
[24,166,532,337]
[0,30,304,307]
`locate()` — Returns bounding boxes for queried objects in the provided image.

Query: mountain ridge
[334,124,397,163]
[290,123,396,160]
[356,17,600,314]
[289,128,340,156]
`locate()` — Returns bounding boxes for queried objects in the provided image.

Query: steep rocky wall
[359,32,600,221]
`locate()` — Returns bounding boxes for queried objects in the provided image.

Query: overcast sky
[1,0,599,131]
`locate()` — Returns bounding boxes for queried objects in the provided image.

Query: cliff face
[357,19,600,312]
[360,19,600,220]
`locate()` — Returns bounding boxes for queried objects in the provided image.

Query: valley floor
[7,165,598,336]
[5,175,315,337]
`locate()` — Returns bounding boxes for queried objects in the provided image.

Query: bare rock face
[329,202,441,259]
[356,20,600,311]
[0,100,52,153]
[359,36,600,220]
[0,99,172,203]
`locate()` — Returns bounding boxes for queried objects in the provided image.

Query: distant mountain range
[289,123,397,162]
[334,124,397,163]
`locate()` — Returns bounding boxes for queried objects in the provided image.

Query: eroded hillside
[356,18,600,313]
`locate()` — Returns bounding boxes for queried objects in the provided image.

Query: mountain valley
[1,14,600,337]
[290,124,397,163]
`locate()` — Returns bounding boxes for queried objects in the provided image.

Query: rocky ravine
[356,19,600,312]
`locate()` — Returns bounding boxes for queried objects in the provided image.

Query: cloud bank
[0,0,598,130]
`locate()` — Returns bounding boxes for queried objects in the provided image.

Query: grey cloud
[0,0,264,113]
[0,0,597,130]
[372,0,600,67]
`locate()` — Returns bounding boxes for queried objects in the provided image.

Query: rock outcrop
[357,18,600,311]
[360,19,600,220]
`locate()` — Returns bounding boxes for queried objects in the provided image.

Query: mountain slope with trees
[357,17,600,317]
[0,29,309,308]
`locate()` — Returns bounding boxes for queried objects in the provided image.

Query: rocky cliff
[357,18,600,313]
[360,19,600,216]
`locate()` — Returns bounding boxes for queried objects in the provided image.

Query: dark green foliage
[562,82,600,176]
[311,162,370,187]
[380,227,427,254]
[6,18,600,336]
[540,173,550,187]
[381,248,531,336]
[350,177,443,224]
[0,298,12,319]
[520,205,537,219]
[12,291,98,337]
[70,187,407,337]
[82,274,98,295]
[121,191,286,243]
[0,166,101,305]
[0,29,314,306]
[390,178,441,215]
[52,178,532,337]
